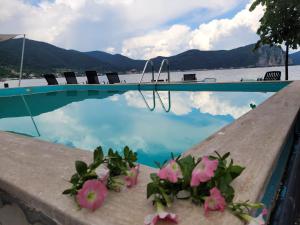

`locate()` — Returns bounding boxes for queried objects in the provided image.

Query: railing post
[18,34,26,87]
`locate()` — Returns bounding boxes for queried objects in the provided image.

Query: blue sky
[1,0,266,59]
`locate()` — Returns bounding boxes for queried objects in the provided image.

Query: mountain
[86,44,286,72]
[149,44,285,71]
[85,51,145,72]
[0,38,289,77]
[291,51,300,65]
[0,39,115,76]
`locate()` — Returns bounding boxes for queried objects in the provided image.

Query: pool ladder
[138,59,171,112]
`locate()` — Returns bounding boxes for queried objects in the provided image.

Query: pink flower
[204,187,226,214]
[190,156,218,187]
[239,209,266,225]
[144,202,177,225]
[76,180,108,211]
[262,208,268,216]
[242,208,268,225]
[158,160,182,183]
[125,164,140,188]
[144,212,178,225]
[95,164,110,184]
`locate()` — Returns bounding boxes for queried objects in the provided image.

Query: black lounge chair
[201,78,216,82]
[182,74,197,81]
[85,71,100,84]
[106,72,126,84]
[257,71,281,81]
[64,72,78,84]
[151,79,165,82]
[44,74,58,85]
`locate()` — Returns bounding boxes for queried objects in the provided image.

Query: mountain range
[0,38,299,77]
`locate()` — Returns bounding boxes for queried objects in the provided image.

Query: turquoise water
[0,89,274,166]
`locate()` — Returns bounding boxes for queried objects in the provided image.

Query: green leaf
[178,155,195,185]
[221,152,230,160]
[123,146,137,167]
[62,189,73,195]
[83,173,98,181]
[171,152,175,160]
[94,146,104,163]
[222,185,235,202]
[214,151,222,159]
[75,161,88,176]
[147,182,159,198]
[89,161,102,170]
[70,173,79,184]
[150,173,159,182]
[154,161,161,168]
[230,165,245,180]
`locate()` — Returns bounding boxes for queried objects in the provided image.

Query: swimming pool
[0,82,289,166]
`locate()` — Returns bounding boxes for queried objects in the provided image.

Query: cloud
[123,90,265,119]
[0,0,246,52]
[190,92,250,119]
[122,1,264,59]
[122,25,192,59]
[189,2,263,51]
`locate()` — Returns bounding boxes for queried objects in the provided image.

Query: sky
[0,0,266,59]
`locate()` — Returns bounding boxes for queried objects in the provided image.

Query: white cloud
[123,90,253,119]
[36,107,102,150]
[190,92,250,119]
[122,1,264,59]
[106,47,116,54]
[0,0,247,52]
[189,2,263,51]
[122,25,192,59]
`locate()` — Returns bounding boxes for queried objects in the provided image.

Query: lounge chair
[106,72,126,84]
[85,71,100,84]
[201,78,216,83]
[151,79,166,82]
[182,74,197,81]
[257,71,281,81]
[44,74,58,85]
[64,72,78,84]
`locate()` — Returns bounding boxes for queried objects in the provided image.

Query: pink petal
[125,164,140,188]
[204,187,226,214]
[76,180,108,211]
[158,161,181,183]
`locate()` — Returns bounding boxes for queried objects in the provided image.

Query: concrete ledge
[0,81,291,97]
[0,81,300,225]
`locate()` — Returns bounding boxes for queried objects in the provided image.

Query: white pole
[18,34,26,87]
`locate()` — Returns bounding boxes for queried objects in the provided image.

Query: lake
[1,65,299,88]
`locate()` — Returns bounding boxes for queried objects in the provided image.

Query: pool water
[0,89,273,166]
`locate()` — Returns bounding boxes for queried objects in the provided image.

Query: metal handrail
[139,60,154,85]
[18,34,26,87]
[139,90,156,111]
[156,59,170,85]
[156,90,171,113]
[21,95,41,137]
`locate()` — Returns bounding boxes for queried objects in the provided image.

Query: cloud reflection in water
[0,90,273,167]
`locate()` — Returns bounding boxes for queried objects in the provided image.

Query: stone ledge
[0,81,300,225]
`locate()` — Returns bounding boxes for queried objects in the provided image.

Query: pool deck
[0,80,291,97]
[0,81,300,225]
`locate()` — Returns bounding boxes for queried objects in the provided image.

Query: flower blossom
[76,180,108,211]
[125,164,140,187]
[190,156,218,187]
[95,164,110,184]
[204,187,226,214]
[144,202,178,225]
[158,160,182,183]
[241,208,268,225]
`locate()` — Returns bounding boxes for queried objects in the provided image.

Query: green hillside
[0,38,289,78]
